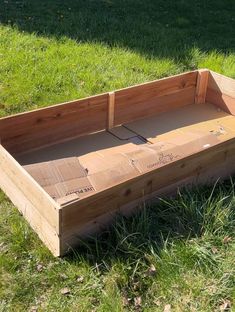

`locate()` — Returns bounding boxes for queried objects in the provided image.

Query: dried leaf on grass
[60,287,70,295]
[211,246,219,254]
[122,296,131,306]
[134,296,142,308]
[76,275,84,283]
[147,264,157,277]
[219,299,231,311]
[223,236,232,244]
[164,304,171,312]
[36,264,43,272]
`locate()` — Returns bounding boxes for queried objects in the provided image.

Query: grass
[0,0,235,311]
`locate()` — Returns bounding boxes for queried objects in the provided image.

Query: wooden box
[1,69,235,256]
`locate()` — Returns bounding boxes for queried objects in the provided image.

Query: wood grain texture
[0,168,60,256]
[207,71,235,98]
[206,71,235,115]
[114,71,197,125]
[60,137,235,254]
[0,94,109,154]
[115,87,196,125]
[0,145,60,233]
[195,69,209,104]
[206,88,235,115]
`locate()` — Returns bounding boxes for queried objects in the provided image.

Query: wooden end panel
[206,71,235,115]
[0,145,59,234]
[207,71,235,98]
[0,94,109,154]
[60,138,235,254]
[206,89,235,115]
[114,71,197,125]
[0,168,60,256]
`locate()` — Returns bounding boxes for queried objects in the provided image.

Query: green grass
[0,1,235,311]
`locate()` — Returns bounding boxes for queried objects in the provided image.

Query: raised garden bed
[1,69,235,256]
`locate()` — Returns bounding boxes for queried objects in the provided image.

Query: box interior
[16,102,235,205]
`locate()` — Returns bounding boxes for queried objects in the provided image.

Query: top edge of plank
[209,70,235,81]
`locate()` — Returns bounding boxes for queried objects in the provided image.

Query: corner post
[107,91,115,129]
[195,69,209,104]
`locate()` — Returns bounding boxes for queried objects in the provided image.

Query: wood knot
[181,81,186,88]
[36,118,43,123]
[124,188,131,196]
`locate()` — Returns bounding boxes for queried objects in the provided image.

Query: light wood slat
[115,71,197,99]
[0,94,109,154]
[115,87,195,125]
[0,145,60,233]
[0,168,60,256]
[114,71,197,125]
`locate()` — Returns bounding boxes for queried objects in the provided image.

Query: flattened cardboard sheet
[125,102,233,144]
[80,152,132,175]
[24,157,94,201]
[88,156,139,191]
[56,177,95,198]
[124,132,220,174]
[21,102,235,205]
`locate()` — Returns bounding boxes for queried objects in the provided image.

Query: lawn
[0,1,235,311]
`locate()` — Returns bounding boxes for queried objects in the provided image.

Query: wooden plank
[195,69,209,104]
[0,145,60,233]
[115,87,195,125]
[0,94,109,154]
[114,71,197,125]
[60,137,235,251]
[0,168,60,256]
[206,71,235,115]
[107,92,115,129]
[206,88,235,115]
[207,71,235,98]
[0,72,197,154]
[115,71,197,99]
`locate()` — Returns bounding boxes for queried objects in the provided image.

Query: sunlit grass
[1,182,234,311]
[0,0,235,311]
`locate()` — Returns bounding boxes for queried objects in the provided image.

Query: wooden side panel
[0,94,109,154]
[0,169,60,256]
[60,138,235,254]
[114,71,197,125]
[195,69,209,104]
[0,72,198,154]
[206,71,235,115]
[0,145,59,233]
